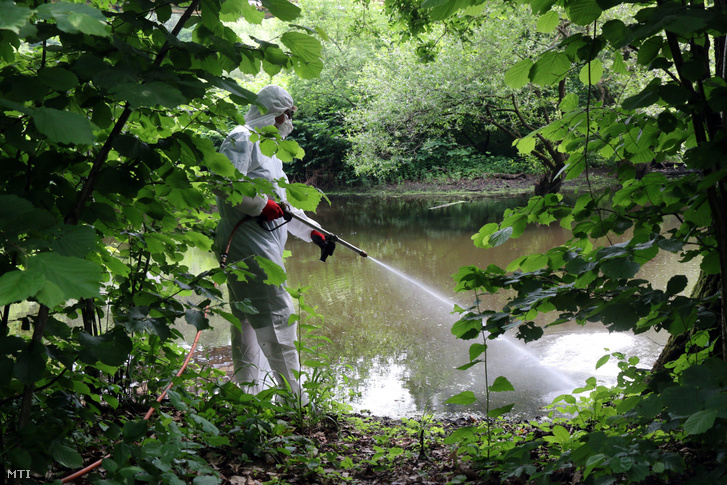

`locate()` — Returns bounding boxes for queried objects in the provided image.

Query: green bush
[383,138,537,183]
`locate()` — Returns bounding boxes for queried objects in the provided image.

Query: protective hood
[244,85,296,129]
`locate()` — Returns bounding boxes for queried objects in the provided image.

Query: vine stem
[64,0,201,226]
[18,305,49,430]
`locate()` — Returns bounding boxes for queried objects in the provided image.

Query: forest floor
[205,411,545,485]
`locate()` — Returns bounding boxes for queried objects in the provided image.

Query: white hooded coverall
[214,85,318,401]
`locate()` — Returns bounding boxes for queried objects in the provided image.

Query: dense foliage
[2,0,727,483]
[0,0,325,481]
[399,0,727,482]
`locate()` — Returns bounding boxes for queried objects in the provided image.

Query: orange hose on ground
[61,330,203,483]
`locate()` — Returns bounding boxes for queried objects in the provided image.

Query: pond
[179,194,699,419]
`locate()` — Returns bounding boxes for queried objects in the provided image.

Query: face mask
[275,118,294,139]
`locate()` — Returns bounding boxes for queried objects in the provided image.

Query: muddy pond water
[179,194,699,419]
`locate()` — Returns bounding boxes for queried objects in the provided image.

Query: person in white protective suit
[214,85,334,404]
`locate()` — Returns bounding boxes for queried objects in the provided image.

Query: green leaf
[210,77,258,106]
[700,251,720,275]
[0,270,45,307]
[520,253,548,272]
[566,0,602,26]
[52,224,96,258]
[26,253,102,303]
[468,342,487,362]
[122,419,148,442]
[601,258,640,279]
[683,409,718,435]
[666,275,688,296]
[253,255,286,285]
[185,309,210,331]
[530,51,571,86]
[220,0,265,23]
[78,329,133,367]
[622,79,661,110]
[489,376,515,392]
[487,403,515,417]
[49,440,83,469]
[284,182,323,211]
[37,2,110,37]
[451,315,483,340]
[14,343,48,385]
[0,2,33,34]
[260,0,300,21]
[559,93,579,111]
[446,390,477,405]
[281,31,322,62]
[32,107,96,145]
[38,67,80,91]
[504,59,533,89]
[537,11,560,33]
[291,55,324,79]
[489,226,513,247]
[579,59,603,85]
[514,136,536,155]
[110,82,186,109]
[595,354,610,369]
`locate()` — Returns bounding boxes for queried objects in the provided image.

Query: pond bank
[325,168,617,197]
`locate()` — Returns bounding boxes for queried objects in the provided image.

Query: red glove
[260,199,284,221]
[311,230,336,262]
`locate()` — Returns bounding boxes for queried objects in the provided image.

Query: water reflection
[182,195,698,418]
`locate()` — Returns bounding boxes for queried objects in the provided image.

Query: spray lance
[279,202,368,261]
[219,201,367,268]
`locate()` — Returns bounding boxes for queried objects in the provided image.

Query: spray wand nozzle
[281,203,368,260]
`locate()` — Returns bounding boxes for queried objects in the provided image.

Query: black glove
[311,230,336,262]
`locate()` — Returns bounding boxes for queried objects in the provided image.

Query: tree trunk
[651,271,721,372]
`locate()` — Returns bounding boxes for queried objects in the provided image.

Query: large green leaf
[291,56,324,79]
[504,59,534,89]
[36,2,110,37]
[78,329,133,366]
[530,51,571,86]
[683,409,718,435]
[185,309,210,331]
[283,181,323,211]
[220,0,265,23]
[446,390,477,405]
[49,440,83,469]
[110,82,186,109]
[14,342,48,385]
[0,270,45,307]
[260,0,300,21]
[38,67,80,91]
[566,0,602,26]
[52,224,97,258]
[487,403,515,417]
[489,375,515,392]
[537,11,560,33]
[253,255,287,285]
[579,59,603,85]
[210,77,258,106]
[281,32,322,62]
[0,1,33,34]
[26,253,102,304]
[32,107,96,145]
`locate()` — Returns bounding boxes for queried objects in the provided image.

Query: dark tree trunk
[651,271,722,372]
